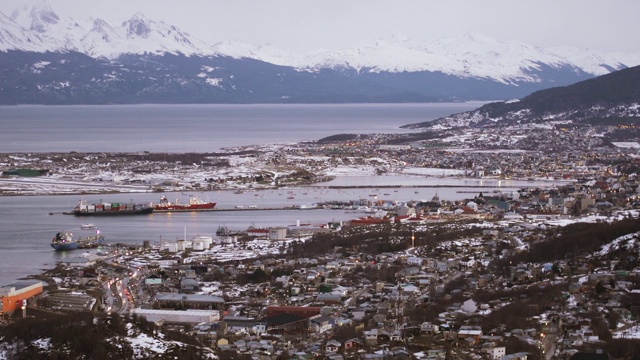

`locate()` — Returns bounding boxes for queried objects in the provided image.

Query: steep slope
[0,11,45,51]
[404,65,640,129]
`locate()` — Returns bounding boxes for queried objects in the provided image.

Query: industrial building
[0,280,43,316]
[131,308,220,324]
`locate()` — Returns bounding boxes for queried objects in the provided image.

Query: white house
[486,346,506,360]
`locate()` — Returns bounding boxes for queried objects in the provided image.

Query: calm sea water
[0,103,481,153]
[2,102,523,283]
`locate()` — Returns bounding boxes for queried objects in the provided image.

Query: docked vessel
[50,231,105,251]
[71,200,153,216]
[153,196,216,212]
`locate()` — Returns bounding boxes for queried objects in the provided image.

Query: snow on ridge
[210,40,297,64]
[549,46,629,75]
[3,2,214,58]
[0,2,636,80]
[595,232,640,258]
[428,100,640,130]
[291,34,576,83]
[0,11,47,51]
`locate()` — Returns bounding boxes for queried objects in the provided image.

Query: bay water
[0,103,482,153]
[2,102,549,283]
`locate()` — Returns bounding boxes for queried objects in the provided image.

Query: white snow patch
[205,78,223,87]
[613,142,640,149]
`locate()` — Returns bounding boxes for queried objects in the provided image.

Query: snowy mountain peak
[0,11,45,51]
[90,18,112,33]
[0,0,637,83]
[460,32,500,44]
[292,34,582,84]
[123,12,152,38]
[83,18,119,47]
[10,1,59,33]
[549,46,628,75]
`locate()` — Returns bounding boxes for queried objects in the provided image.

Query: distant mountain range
[402,64,640,130]
[1,2,639,105]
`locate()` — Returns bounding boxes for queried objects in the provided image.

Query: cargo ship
[153,195,216,212]
[50,231,105,251]
[70,199,153,216]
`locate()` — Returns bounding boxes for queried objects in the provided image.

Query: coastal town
[1,121,640,360]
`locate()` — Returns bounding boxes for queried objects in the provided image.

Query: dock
[52,206,318,215]
[158,206,315,213]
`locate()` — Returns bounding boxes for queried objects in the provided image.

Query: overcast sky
[1,0,639,54]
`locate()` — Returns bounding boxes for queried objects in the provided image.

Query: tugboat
[50,231,105,251]
[153,196,216,212]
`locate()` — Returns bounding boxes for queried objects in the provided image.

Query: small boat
[51,231,105,251]
[80,223,97,230]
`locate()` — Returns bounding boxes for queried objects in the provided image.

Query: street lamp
[20,299,26,318]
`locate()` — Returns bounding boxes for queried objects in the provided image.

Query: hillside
[403,65,640,129]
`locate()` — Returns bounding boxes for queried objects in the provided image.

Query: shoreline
[0,172,573,197]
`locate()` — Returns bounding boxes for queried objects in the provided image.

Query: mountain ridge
[0,2,638,105]
[1,3,635,79]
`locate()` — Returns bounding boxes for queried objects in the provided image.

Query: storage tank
[165,242,178,253]
[193,236,212,249]
[192,239,205,251]
[221,236,234,244]
[269,227,288,241]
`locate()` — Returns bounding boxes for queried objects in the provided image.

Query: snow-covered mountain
[1,2,636,79]
[0,1,638,105]
[292,34,583,84]
[548,46,629,76]
[0,10,45,51]
[5,2,214,58]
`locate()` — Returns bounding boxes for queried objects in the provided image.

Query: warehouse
[131,308,220,324]
[0,280,43,316]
